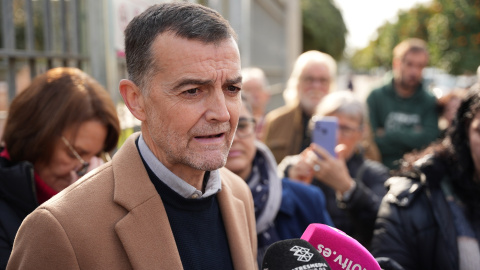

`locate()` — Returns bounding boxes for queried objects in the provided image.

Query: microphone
[262,238,332,270]
[301,224,381,270]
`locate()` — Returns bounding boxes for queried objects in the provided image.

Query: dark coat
[312,153,390,249]
[275,178,333,240]
[371,156,465,269]
[0,157,38,269]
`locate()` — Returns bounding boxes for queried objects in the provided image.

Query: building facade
[0,0,300,138]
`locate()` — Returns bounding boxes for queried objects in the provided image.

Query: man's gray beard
[184,153,228,172]
[158,131,232,172]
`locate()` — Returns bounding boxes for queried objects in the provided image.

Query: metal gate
[0,0,89,107]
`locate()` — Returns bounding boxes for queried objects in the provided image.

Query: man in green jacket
[367,38,439,170]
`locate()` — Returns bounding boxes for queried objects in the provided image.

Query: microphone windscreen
[262,238,331,270]
[301,224,381,270]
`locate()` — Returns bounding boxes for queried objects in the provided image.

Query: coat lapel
[218,169,256,270]
[112,133,183,269]
[291,104,305,155]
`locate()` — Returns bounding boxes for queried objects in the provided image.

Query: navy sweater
[140,153,234,270]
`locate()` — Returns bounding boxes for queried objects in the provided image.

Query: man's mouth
[195,133,224,139]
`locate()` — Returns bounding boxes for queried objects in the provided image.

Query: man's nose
[205,89,230,122]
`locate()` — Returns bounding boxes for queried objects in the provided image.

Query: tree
[350,0,480,75]
[432,0,480,74]
[302,0,347,60]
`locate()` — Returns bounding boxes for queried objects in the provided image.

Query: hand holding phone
[312,116,338,157]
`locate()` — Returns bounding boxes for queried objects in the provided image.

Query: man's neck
[394,80,417,98]
[301,107,313,119]
[170,166,206,191]
[141,130,206,190]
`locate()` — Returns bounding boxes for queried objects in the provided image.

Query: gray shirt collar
[138,134,222,199]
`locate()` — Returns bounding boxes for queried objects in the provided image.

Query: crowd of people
[0,2,479,270]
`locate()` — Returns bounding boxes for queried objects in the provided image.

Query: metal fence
[0,0,89,107]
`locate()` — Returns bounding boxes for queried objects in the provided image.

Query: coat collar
[218,168,258,269]
[112,132,183,269]
[111,133,255,269]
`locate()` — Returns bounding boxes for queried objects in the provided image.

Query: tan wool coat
[7,133,258,270]
[263,103,305,164]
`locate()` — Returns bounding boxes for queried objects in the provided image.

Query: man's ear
[119,79,146,121]
[392,57,401,71]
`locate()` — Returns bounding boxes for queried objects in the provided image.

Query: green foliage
[302,0,347,60]
[1,1,46,51]
[350,0,480,75]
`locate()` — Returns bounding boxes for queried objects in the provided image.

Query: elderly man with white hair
[262,50,337,164]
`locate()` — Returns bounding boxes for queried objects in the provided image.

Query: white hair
[315,91,366,127]
[283,50,337,106]
[241,67,269,91]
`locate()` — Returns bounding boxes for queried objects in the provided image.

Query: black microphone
[262,238,332,270]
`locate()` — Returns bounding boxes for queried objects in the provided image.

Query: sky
[334,0,433,52]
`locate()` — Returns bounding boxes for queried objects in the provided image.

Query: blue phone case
[312,116,338,157]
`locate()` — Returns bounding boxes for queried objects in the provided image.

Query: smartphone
[312,116,338,157]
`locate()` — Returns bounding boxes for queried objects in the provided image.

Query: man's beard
[400,76,420,90]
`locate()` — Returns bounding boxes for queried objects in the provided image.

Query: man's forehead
[152,34,239,66]
[302,61,330,75]
[403,50,428,62]
[153,32,237,52]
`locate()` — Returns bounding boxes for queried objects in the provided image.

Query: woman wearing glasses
[0,67,120,268]
[225,96,333,268]
[278,91,390,250]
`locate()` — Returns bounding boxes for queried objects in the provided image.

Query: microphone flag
[301,224,381,270]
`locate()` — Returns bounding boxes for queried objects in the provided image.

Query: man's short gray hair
[124,2,237,94]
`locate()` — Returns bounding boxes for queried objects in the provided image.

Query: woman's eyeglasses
[236,117,256,138]
[338,124,362,137]
[61,136,89,176]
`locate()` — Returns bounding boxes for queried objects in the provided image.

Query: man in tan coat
[263,51,337,164]
[7,3,257,269]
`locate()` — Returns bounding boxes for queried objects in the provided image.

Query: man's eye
[185,88,199,94]
[226,86,241,93]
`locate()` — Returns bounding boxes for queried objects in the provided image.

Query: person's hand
[288,149,315,184]
[307,143,355,195]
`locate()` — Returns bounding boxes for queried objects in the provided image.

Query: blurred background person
[372,84,480,270]
[477,64,480,83]
[279,90,389,249]
[437,88,468,138]
[0,67,120,268]
[367,38,439,170]
[225,96,333,267]
[241,67,271,139]
[262,50,336,164]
